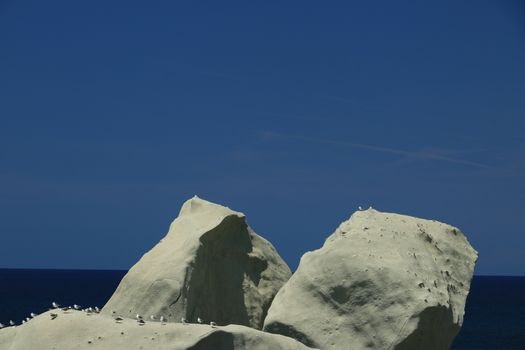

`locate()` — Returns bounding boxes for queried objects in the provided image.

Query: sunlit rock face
[263,209,478,350]
[102,196,292,330]
[0,310,317,350]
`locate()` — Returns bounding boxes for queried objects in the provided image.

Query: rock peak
[178,195,244,219]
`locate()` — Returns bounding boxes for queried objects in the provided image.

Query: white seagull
[0,323,4,329]
[210,321,217,327]
[135,314,143,320]
[181,317,187,324]
[197,317,203,324]
[358,206,363,210]
[73,304,80,310]
[160,316,166,324]
[30,312,37,318]
[9,320,15,326]
[52,302,60,309]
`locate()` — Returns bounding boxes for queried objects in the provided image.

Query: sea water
[0,270,523,349]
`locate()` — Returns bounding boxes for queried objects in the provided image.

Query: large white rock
[263,209,478,350]
[0,310,316,350]
[102,196,291,330]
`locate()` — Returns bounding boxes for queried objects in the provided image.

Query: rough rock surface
[263,208,478,350]
[0,310,316,350]
[102,196,291,330]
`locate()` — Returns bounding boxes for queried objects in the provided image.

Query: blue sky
[1,0,524,275]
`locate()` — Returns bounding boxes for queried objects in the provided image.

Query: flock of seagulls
[1,301,220,329]
[1,301,103,327]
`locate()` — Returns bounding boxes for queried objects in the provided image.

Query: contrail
[262,131,491,169]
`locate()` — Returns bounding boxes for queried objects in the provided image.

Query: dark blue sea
[0,270,523,349]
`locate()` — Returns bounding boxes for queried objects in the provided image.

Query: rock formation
[102,196,291,330]
[263,208,478,350]
[0,310,316,350]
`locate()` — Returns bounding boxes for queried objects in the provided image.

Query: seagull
[197,317,203,324]
[52,302,60,309]
[0,323,4,329]
[50,313,58,320]
[358,206,363,210]
[160,316,166,324]
[73,304,80,310]
[181,317,187,324]
[135,314,142,320]
[25,317,30,322]
[22,320,26,324]
[150,315,156,321]
[30,312,37,318]
[95,307,100,313]
[114,316,123,323]
[210,321,217,327]
[9,320,15,326]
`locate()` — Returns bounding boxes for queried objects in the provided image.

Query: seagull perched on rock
[52,302,60,309]
[358,206,363,210]
[94,307,100,313]
[73,304,80,310]
[150,315,156,321]
[181,317,187,324]
[9,320,15,326]
[197,317,203,324]
[0,323,5,329]
[160,316,166,324]
[25,317,30,322]
[135,314,142,320]
[30,312,37,318]
[210,321,217,327]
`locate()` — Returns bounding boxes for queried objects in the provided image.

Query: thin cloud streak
[261,131,492,169]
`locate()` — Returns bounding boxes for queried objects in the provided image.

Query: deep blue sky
[1,1,524,275]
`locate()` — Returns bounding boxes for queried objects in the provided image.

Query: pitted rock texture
[263,208,478,350]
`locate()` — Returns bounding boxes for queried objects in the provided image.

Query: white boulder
[102,196,291,330]
[263,208,478,350]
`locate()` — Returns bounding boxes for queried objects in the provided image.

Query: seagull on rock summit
[52,302,60,309]
[197,317,203,324]
[181,317,187,324]
[9,320,15,326]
